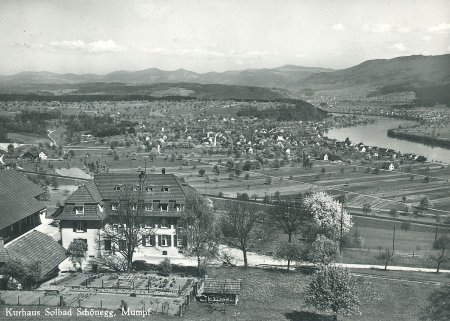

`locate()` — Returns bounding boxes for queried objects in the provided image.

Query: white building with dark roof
[55,169,198,259]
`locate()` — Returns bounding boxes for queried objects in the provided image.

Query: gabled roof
[65,181,103,204]
[0,170,46,231]
[57,172,198,221]
[94,173,196,202]
[203,278,242,295]
[4,230,67,277]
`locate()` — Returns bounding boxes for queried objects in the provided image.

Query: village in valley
[0,1,450,321]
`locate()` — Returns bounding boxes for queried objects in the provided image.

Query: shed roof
[203,278,242,295]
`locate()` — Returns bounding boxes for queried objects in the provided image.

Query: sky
[0,0,449,75]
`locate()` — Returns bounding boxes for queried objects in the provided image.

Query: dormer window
[74,206,84,215]
[145,204,153,211]
[98,204,104,212]
[132,203,137,210]
[162,186,169,192]
[114,185,122,191]
[176,204,181,212]
[111,203,119,211]
[146,186,155,192]
[160,203,168,211]
[132,186,140,192]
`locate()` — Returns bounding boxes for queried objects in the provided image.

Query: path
[47,129,57,146]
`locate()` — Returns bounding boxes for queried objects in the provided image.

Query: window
[132,203,137,210]
[74,206,84,215]
[118,240,126,251]
[111,203,118,211]
[146,186,155,192]
[104,239,112,251]
[160,204,168,211]
[176,204,181,211]
[161,235,168,246]
[161,218,168,228]
[144,204,153,211]
[98,204,104,212]
[162,186,169,192]
[73,221,87,233]
[132,185,140,192]
[114,185,122,191]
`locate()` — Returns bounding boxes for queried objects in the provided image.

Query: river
[325,116,450,163]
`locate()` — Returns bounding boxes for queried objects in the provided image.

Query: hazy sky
[0,0,449,74]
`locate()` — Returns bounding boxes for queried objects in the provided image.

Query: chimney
[0,237,4,251]
[162,168,166,175]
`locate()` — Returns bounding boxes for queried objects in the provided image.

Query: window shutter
[158,235,162,246]
[167,235,172,247]
[83,222,87,232]
[174,234,177,247]
[72,221,76,232]
[142,236,146,246]
[150,235,156,246]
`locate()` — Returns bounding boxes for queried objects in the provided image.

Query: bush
[158,258,172,276]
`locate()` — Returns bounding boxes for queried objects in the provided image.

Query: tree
[198,169,205,177]
[220,201,266,267]
[426,235,450,273]
[7,143,14,154]
[307,235,340,266]
[267,197,307,243]
[376,249,394,270]
[420,284,450,321]
[362,203,372,216]
[275,242,303,270]
[303,191,352,242]
[305,265,360,321]
[100,181,155,271]
[3,259,42,290]
[178,194,218,275]
[68,239,88,270]
[321,167,326,174]
[50,176,59,190]
[389,208,398,217]
[419,196,433,215]
[158,258,172,276]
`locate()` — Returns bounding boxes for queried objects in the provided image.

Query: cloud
[331,23,346,32]
[133,0,171,19]
[362,23,391,33]
[428,23,450,33]
[393,43,409,52]
[142,47,224,57]
[448,45,450,52]
[142,47,278,59]
[12,42,44,49]
[422,35,431,41]
[50,40,124,53]
[396,26,411,33]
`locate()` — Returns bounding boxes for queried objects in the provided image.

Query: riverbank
[388,127,450,149]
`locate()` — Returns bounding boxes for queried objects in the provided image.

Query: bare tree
[101,179,155,271]
[426,235,450,273]
[267,197,308,269]
[177,194,218,275]
[220,201,266,267]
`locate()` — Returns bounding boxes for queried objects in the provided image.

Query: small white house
[39,152,47,160]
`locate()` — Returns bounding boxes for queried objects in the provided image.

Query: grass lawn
[0,267,440,321]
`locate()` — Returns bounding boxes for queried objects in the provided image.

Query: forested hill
[237,99,327,121]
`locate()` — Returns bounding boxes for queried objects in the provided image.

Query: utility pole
[392,225,396,253]
[340,196,345,253]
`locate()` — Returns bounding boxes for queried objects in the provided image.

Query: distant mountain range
[0,54,449,104]
[0,65,333,89]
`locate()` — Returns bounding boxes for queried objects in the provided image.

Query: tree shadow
[284,310,333,321]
